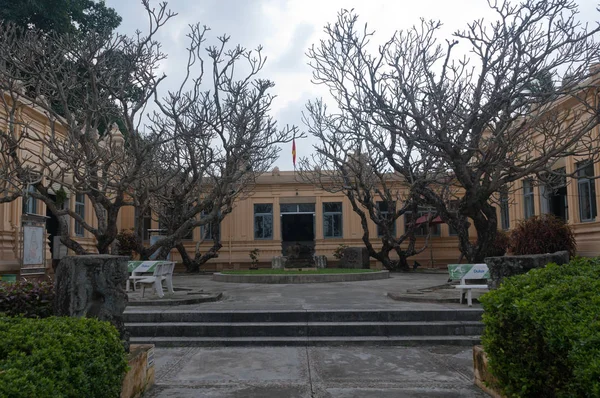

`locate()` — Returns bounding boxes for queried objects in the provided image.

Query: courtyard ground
[128,271,478,311]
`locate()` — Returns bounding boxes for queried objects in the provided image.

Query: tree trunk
[177,241,222,273]
[397,253,410,272]
[471,203,498,262]
[457,203,498,263]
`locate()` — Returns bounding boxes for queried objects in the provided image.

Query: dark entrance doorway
[282,214,314,242]
[46,194,60,269]
[280,203,315,267]
[542,169,568,222]
[548,186,568,221]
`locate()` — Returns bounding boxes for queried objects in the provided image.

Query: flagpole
[292,135,297,175]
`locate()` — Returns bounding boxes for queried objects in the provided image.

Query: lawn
[220,268,378,275]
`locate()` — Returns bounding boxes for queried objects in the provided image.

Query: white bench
[127,261,174,292]
[138,262,175,298]
[447,263,489,307]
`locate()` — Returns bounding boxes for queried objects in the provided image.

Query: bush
[0,316,128,398]
[0,279,54,318]
[116,229,137,257]
[488,230,510,257]
[333,244,349,261]
[480,257,600,397]
[509,214,576,257]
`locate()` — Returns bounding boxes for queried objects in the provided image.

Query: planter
[473,345,504,398]
[484,251,569,289]
[121,344,155,398]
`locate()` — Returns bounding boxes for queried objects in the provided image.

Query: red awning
[414,214,444,225]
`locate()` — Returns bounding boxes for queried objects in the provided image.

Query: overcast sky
[105,0,598,171]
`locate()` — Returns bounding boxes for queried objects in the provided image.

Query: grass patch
[221,268,378,275]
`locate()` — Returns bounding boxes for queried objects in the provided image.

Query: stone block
[271,256,288,269]
[314,255,327,269]
[340,247,370,269]
[484,251,569,290]
[54,254,130,351]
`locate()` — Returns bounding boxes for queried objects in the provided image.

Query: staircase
[125,309,484,347]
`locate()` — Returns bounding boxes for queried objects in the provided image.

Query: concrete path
[137,274,486,397]
[126,273,480,312]
[145,345,487,397]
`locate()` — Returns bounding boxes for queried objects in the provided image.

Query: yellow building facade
[1,98,599,274]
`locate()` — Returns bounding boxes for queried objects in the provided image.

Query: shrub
[333,244,349,260]
[509,214,576,257]
[0,279,54,318]
[115,229,137,257]
[488,230,510,257]
[480,257,600,397]
[0,316,128,398]
[249,248,260,269]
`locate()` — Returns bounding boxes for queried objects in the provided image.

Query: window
[254,204,273,239]
[200,210,220,241]
[578,161,597,222]
[448,224,458,236]
[523,179,535,219]
[74,193,85,237]
[447,200,459,236]
[405,207,441,236]
[142,210,152,241]
[419,207,441,236]
[376,201,396,237]
[134,207,153,241]
[500,189,510,230]
[23,185,37,214]
[280,203,315,213]
[323,202,343,238]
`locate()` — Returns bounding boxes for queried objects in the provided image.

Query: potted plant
[249,248,260,270]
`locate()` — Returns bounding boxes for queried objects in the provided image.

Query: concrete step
[130,335,481,347]
[123,309,484,323]
[124,321,484,338]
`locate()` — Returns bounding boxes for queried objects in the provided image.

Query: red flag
[292,138,297,167]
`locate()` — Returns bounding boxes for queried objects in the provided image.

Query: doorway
[541,169,568,222]
[280,203,315,265]
[45,194,60,268]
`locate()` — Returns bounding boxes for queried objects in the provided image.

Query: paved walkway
[146,345,486,397]
[136,273,487,397]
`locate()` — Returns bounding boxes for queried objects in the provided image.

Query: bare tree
[308,0,600,262]
[298,100,433,271]
[129,26,298,272]
[0,1,174,254]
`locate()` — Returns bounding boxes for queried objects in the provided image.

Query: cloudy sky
[105,0,598,171]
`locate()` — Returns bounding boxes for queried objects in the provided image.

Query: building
[1,98,599,275]
[119,169,465,271]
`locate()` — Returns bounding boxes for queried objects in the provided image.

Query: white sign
[146,347,155,369]
[23,226,44,265]
[134,261,155,273]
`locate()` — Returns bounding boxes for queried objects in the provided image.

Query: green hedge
[480,257,600,397]
[0,316,128,398]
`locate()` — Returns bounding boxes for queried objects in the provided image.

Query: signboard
[448,263,489,280]
[23,226,44,265]
[128,261,161,273]
[146,347,155,369]
[21,214,48,276]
